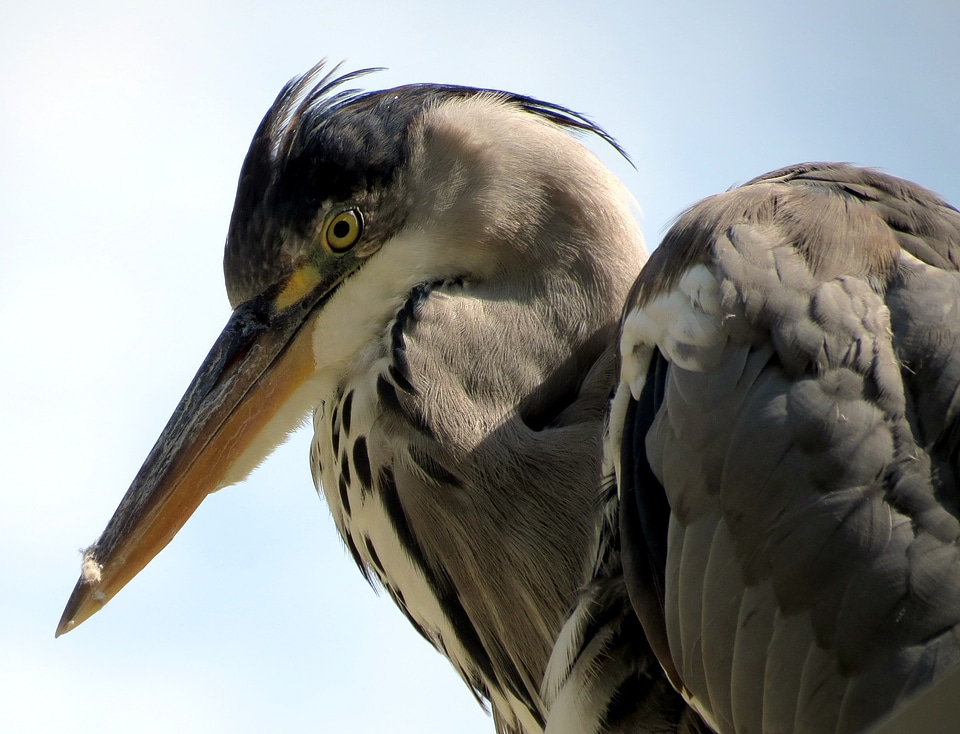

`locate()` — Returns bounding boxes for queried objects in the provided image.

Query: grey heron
[56,61,692,733]
[57,62,960,733]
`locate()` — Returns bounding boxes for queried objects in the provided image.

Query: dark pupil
[332,219,352,240]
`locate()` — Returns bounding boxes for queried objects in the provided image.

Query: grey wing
[614,163,960,733]
[868,661,960,733]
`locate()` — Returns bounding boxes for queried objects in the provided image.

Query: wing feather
[612,163,960,733]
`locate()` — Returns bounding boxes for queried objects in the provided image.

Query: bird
[56,59,960,734]
[544,162,960,733]
[55,61,695,733]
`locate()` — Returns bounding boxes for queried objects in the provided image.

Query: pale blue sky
[2,1,959,732]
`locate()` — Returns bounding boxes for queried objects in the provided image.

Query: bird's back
[549,163,960,734]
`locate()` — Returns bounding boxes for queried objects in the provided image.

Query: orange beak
[56,286,325,636]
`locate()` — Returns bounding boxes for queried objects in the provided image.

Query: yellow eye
[323,208,363,253]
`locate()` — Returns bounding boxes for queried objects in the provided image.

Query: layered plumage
[550,163,960,733]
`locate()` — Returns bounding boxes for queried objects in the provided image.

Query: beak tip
[54,618,73,638]
[56,574,106,638]
[56,596,79,638]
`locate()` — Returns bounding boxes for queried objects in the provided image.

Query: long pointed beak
[56,288,322,636]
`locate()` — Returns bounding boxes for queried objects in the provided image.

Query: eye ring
[323,208,364,253]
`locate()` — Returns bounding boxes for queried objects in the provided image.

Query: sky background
[2,1,959,732]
